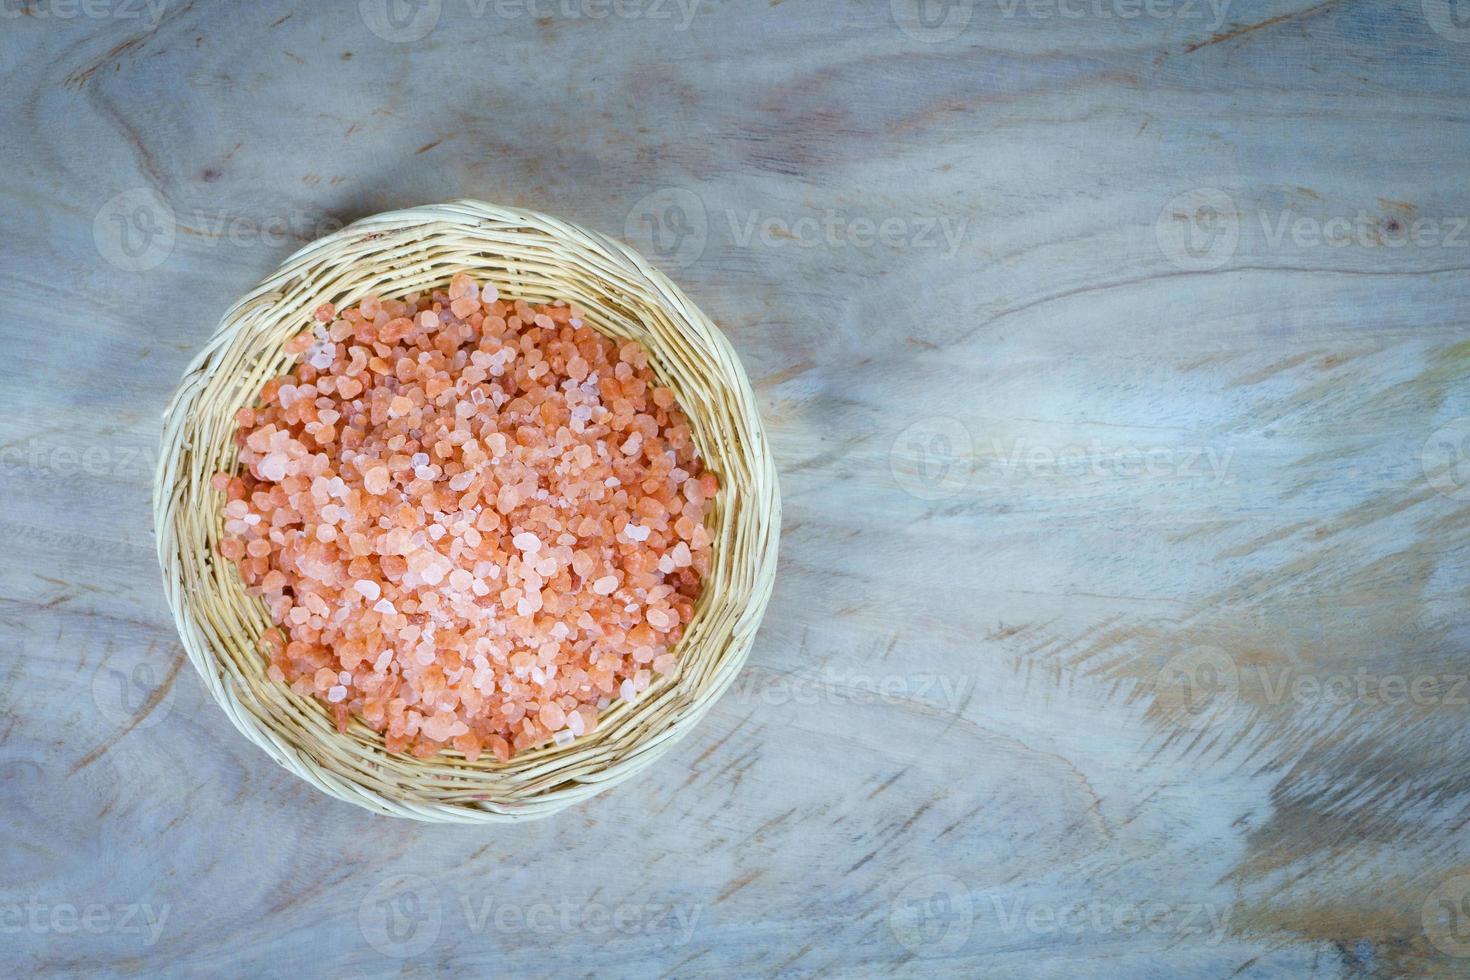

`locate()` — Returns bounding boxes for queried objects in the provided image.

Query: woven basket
[154,200,780,822]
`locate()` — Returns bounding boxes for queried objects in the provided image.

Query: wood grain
[3,0,1469,975]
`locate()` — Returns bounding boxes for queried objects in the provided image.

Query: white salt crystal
[259,454,288,481]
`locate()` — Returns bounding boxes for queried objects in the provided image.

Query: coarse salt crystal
[259,454,288,481]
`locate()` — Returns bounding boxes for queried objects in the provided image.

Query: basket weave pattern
[154,201,780,822]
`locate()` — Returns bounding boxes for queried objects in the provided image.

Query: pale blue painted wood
[3,1,1470,976]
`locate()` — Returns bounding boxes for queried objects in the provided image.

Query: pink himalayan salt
[215,275,715,760]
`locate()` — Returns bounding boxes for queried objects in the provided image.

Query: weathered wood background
[4,0,1470,975]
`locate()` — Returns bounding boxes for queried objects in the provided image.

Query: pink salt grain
[363,465,390,495]
[215,279,718,759]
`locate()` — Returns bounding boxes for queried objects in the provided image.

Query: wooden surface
[4,0,1470,976]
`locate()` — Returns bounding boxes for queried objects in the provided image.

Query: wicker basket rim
[153,199,780,822]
